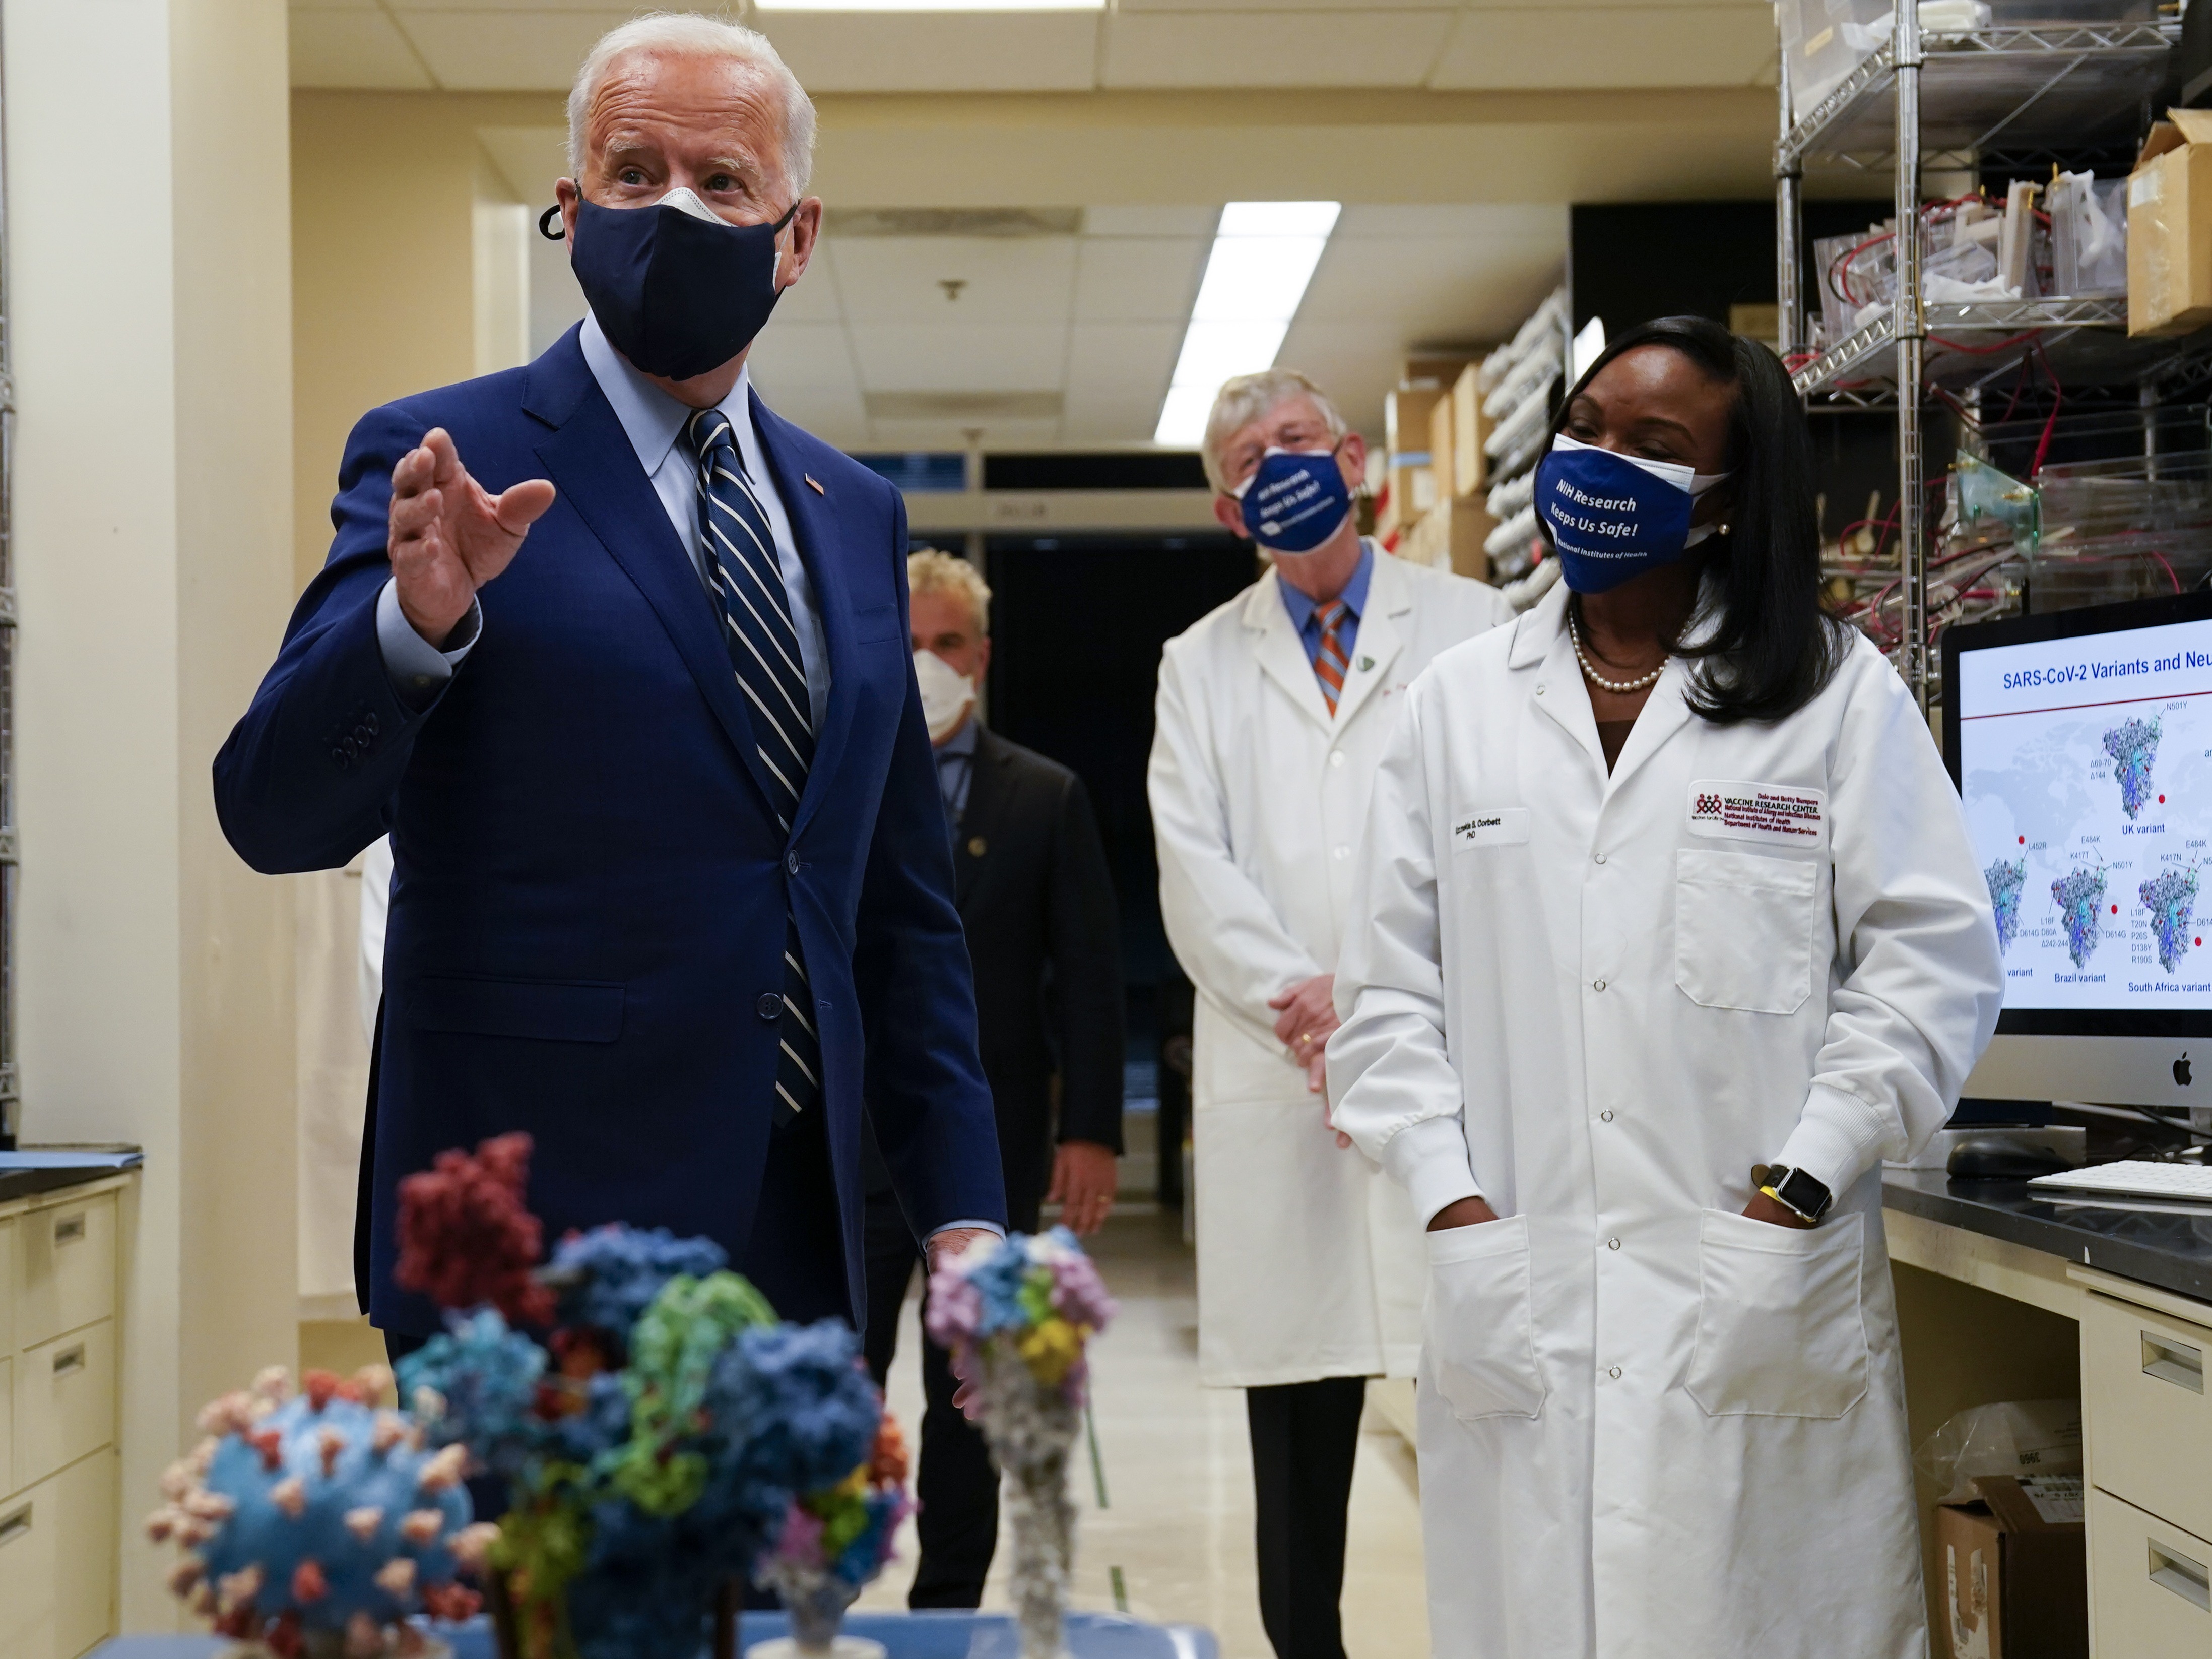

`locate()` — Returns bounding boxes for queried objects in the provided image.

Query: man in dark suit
[214,17,1004,1343]
[862,550,1124,1607]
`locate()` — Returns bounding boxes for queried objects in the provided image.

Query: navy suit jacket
[214,326,1006,1334]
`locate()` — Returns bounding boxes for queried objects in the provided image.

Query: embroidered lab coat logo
[1686,780,1828,848]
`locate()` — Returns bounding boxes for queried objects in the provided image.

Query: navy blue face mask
[567,187,798,380]
[1535,434,1729,594]
[1232,445,1354,555]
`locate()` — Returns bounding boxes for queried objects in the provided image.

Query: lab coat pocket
[1424,1215,1546,1421]
[1673,849,1817,1015]
[1685,1209,1868,1419]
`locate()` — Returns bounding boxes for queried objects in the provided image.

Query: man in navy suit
[215,14,1005,1342]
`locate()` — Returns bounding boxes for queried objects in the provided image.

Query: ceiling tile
[774,254,848,325]
[757,12,1100,93]
[1101,11,1453,88]
[869,416,1063,450]
[1073,237,1207,323]
[290,0,380,13]
[848,324,1071,393]
[1082,206,1221,238]
[395,10,628,89]
[1332,204,1569,242]
[1121,0,1457,9]
[827,237,1077,325]
[1428,7,1774,89]
[1295,234,1564,337]
[291,10,433,86]
[1065,322,1182,393]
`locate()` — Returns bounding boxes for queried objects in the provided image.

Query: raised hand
[388,428,557,646]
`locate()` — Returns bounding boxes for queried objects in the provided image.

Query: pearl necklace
[1566,607,1667,695]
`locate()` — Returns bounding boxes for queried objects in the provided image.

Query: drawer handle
[52,1213,85,1245]
[2152,1542,2212,1611]
[0,1505,29,1549]
[52,1342,84,1377]
[2143,1331,2206,1393]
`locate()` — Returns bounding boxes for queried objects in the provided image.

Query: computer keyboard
[2028,1160,2212,1203]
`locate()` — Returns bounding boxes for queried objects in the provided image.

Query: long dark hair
[1547,314,1848,725]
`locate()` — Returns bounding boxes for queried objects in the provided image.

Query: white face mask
[913,648,976,742]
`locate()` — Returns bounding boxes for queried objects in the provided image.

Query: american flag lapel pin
[805,474,826,495]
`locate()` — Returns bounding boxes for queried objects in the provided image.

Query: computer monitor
[1943,590,2212,1111]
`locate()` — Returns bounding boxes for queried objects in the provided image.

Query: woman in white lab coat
[1328,316,2004,1659]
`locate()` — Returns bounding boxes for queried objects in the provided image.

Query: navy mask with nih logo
[1535,434,1729,594]
[1233,445,1355,555]
[569,186,798,381]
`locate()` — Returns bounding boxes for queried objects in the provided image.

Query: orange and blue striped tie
[1314,599,1350,715]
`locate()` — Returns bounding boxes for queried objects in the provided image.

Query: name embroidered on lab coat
[1453,807,1531,850]
[1686,780,1828,848]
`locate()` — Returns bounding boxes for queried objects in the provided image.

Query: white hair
[1200,368,1348,495]
[907,548,991,635]
[567,13,818,200]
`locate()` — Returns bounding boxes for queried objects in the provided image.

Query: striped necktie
[1313,599,1351,716]
[684,406,820,1125]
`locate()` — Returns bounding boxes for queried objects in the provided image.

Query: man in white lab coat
[1147,368,1515,1659]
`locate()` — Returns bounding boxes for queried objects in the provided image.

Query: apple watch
[1753,1163,1834,1225]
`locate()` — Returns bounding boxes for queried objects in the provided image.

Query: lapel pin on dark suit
[967,836,987,857]
[805,474,826,495]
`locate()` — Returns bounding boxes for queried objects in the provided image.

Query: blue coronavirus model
[146,1365,495,1657]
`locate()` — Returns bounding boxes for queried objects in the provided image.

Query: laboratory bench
[1883,1144,2212,1654]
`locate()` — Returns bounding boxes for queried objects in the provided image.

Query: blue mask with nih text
[1535,434,1729,594]
[1234,446,1354,555]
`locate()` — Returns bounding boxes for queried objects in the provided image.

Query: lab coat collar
[1241,569,1336,733]
[1514,575,1699,792]
[1325,542,1410,733]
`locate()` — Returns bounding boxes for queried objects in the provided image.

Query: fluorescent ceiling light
[1154,201,1340,449]
[758,0,1102,9]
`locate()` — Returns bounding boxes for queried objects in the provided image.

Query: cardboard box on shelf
[1936,1476,2087,1659]
[1428,395,1456,501]
[2129,109,2212,337]
[1375,461,1435,543]
[1386,385,1449,459]
[1451,364,1487,499]
[1396,497,1495,581]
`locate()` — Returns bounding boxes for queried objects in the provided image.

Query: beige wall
[291,89,558,590]
[8,0,297,1627]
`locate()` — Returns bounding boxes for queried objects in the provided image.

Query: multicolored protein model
[145,1364,495,1658]
[926,1227,1117,1659]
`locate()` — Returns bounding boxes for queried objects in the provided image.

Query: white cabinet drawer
[49,1452,115,1658]
[0,1476,57,1659]
[15,1197,112,1352]
[0,1218,15,1354]
[12,1322,111,1493]
[2084,1289,2212,1540]
[2090,1487,2212,1655]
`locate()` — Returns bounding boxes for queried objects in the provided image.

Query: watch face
[1776,1167,1830,1218]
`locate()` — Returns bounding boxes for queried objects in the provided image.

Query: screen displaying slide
[1955,613,2212,1010]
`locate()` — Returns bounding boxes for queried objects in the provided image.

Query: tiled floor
[853,1210,1433,1658]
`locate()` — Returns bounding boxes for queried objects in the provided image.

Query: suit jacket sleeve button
[756,992,783,1020]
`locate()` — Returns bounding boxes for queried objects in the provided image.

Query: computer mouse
[1947,1137,2076,1180]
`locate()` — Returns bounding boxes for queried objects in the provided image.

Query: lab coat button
[1594,852,1607,865]
[1536,683,1546,696]
[1593,979,1607,992]
[1329,750,1345,768]
[1608,1367,1623,1380]
[1600,1110,1615,1123]
[755,993,782,1021]
[1333,845,1349,860]
[785,850,802,875]
[1607,1237,1622,1251]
